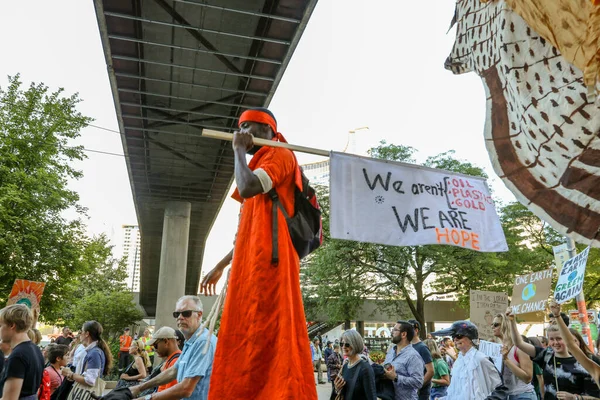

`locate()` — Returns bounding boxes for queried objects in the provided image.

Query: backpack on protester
[268,166,322,264]
[484,356,509,400]
[137,352,181,397]
[39,369,52,400]
[370,363,395,400]
[51,366,75,400]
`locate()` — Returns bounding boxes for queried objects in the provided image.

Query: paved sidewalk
[315,373,332,399]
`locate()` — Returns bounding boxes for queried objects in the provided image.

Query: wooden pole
[202,129,330,157]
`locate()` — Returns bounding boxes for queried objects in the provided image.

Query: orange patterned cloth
[208,144,317,399]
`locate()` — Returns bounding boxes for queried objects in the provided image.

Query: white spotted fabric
[447,0,600,246]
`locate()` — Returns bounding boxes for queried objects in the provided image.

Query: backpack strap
[268,188,292,266]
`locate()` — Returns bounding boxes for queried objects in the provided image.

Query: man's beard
[391,335,401,344]
[247,145,262,155]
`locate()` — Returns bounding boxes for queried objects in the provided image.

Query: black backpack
[268,167,322,264]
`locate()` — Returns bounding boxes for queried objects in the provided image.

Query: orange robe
[208,145,317,399]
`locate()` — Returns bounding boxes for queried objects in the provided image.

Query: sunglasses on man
[172,310,199,318]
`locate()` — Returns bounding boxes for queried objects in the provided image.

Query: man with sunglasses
[129,296,216,400]
[384,320,424,400]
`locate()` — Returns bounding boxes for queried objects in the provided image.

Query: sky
[0,1,517,290]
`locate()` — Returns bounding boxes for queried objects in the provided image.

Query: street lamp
[344,126,370,154]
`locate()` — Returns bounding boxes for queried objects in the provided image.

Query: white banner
[555,246,590,304]
[329,152,508,252]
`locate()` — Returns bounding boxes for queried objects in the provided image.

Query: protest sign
[555,246,590,304]
[7,279,46,311]
[510,269,553,315]
[553,243,570,274]
[479,340,503,372]
[329,152,508,252]
[470,290,508,341]
[569,309,599,342]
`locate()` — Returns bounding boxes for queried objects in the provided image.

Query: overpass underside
[94,0,317,326]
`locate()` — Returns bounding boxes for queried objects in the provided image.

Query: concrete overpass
[94,0,318,328]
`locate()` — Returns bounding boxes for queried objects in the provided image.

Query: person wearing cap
[407,320,434,400]
[199,108,317,399]
[145,327,181,393]
[431,321,501,400]
[324,341,334,382]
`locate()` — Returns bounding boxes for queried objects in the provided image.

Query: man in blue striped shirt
[383,320,424,400]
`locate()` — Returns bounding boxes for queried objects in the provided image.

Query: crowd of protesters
[3,297,600,400]
[0,294,214,400]
[313,302,600,400]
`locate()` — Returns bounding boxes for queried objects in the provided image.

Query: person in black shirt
[507,306,600,400]
[408,320,434,400]
[54,328,73,347]
[0,304,44,400]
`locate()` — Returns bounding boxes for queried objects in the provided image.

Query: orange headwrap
[238,109,288,142]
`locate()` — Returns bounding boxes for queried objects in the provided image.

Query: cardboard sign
[553,243,570,274]
[7,280,46,311]
[329,152,508,252]
[555,246,590,304]
[470,290,508,341]
[479,340,503,372]
[569,309,599,342]
[510,269,553,315]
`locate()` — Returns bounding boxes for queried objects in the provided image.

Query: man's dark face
[239,121,272,154]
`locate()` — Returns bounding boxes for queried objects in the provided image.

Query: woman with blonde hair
[492,312,536,400]
[117,339,150,388]
[424,339,450,400]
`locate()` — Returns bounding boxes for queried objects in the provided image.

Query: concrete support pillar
[155,201,191,331]
[426,322,435,336]
[356,320,365,337]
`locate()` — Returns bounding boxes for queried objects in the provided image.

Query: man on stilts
[201,108,318,399]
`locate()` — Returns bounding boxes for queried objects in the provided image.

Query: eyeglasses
[172,310,199,318]
[152,339,163,348]
[491,322,501,328]
[454,335,465,340]
[391,328,401,332]
[339,342,351,349]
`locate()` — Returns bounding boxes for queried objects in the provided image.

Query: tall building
[301,129,369,186]
[301,160,330,186]
[122,225,141,292]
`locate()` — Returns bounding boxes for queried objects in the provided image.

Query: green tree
[59,234,131,326]
[69,290,144,341]
[0,74,91,320]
